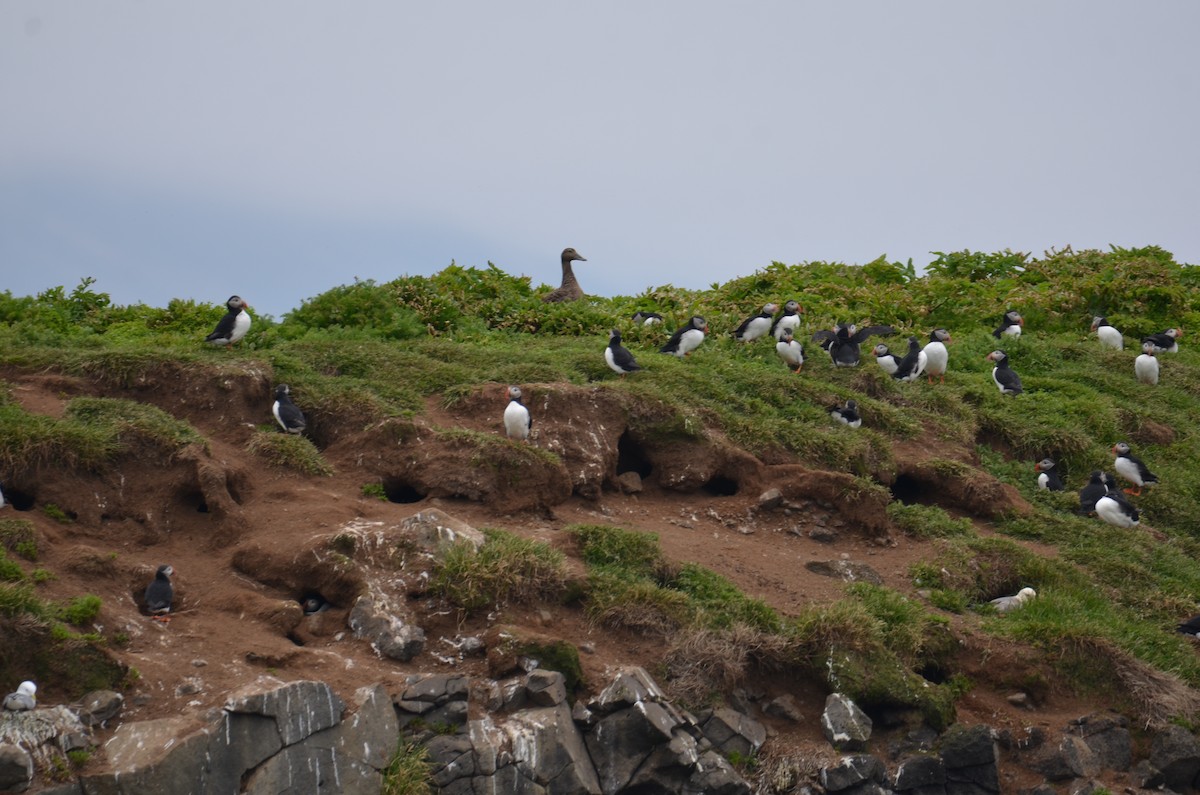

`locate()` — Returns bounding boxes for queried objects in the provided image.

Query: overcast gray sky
[2,3,1198,318]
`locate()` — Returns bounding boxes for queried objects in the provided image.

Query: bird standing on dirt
[605,329,641,378]
[205,296,252,349]
[660,316,708,357]
[272,385,307,435]
[2,681,36,711]
[144,564,175,623]
[503,386,532,441]
[990,587,1036,612]
[1112,442,1158,496]
[541,248,588,303]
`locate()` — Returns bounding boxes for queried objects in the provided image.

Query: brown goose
[541,248,587,302]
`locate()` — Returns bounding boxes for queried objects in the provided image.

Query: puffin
[1035,458,1065,492]
[541,248,588,303]
[605,329,641,378]
[144,564,175,623]
[205,296,252,349]
[503,386,532,441]
[1091,316,1123,350]
[272,385,307,435]
[2,681,36,711]
[1142,328,1182,354]
[986,350,1023,395]
[301,595,329,615]
[872,343,900,376]
[771,300,804,341]
[1134,342,1159,385]
[1112,442,1158,496]
[733,303,779,343]
[660,316,708,357]
[1177,615,1200,637]
[892,337,927,382]
[828,399,862,429]
[992,310,1024,339]
[775,328,804,373]
[990,587,1036,613]
[631,311,664,325]
[812,323,895,367]
[922,328,951,384]
[1095,490,1140,528]
[1078,471,1116,515]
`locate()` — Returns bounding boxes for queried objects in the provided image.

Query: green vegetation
[381,741,433,795]
[246,431,333,476]
[0,518,39,560]
[361,482,388,501]
[58,595,103,626]
[430,529,569,612]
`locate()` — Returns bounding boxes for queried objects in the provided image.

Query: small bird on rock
[2,681,36,711]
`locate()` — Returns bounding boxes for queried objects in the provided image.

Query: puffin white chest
[230,310,252,344]
[504,401,531,440]
[676,329,705,356]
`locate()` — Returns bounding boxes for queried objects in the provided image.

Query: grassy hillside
[4,244,1200,728]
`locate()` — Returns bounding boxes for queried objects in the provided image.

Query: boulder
[1149,724,1200,792]
[1070,713,1132,772]
[77,690,124,727]
[400,509,485,553]
[893,754,946,795]
[502,702,602,794]
[939,724,999,795]
[348,592,426,661]
[821,754,887,793]
[1028,736,1101,781]
[702,707,767,758]
[0,744,32,794]
[822,693,873,751]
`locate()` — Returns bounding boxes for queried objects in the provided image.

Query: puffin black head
[507,385,523,402]
[1112,441,1131,457]
[1035,458,1055,472]
[275,384,291,399]
[609,328,622,344]
[690,316,708,331]
[1004,310,1023,325]
[1141,341,1157,356]
[986,350,1009,366]
[930,328,951,343]
[561,248,586,263]
[227,296,249,312]
[783,300,802,314]
[156,564,174,580]
[1091,316,1107,331]
[872,343,891,357]
[844,399,858,411]
[762,302,779,315]
[779,328,794,342]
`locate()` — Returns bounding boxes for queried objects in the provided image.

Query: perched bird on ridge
[828,399,862,428]
[733,303,779,343]
[1035,458,1064,492]
[1078,471,1116,515]
[892,337,927,382]
[986,350,1022,395]
[205,296,252,349]
[872,343,901,376]
[1135,342,1160,385]
[921,328,951,384]
[631,311,664,325]
[990,587,1036,613]
[541,248,588,303]
[771,300,804,341]
[992,310,1023,339]
[1091,316,1123,350]
[503,386,532,442]
[605,329,641,378]
[1142,328,1182,354]
[2,681,36,711]
[1112,442,1158,496]
[1095,489,1140,528]
[812,323,895,367]
[144,564,175,623]
[272,384,307,435]
[660,316,708,357]
[775,328,804,373]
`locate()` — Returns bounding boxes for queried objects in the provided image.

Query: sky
[2,3,1198,318]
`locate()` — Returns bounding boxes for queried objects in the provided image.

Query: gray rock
[1029,736,1100,781]
[757,488,783,510]
[821,754,886,792]
[400,673,470,705]
[426,734,477,789]
[400,508,485,553]
[822,693,873,751]
[893,754,945,792]
[502,703,602,794]
[225,677,345,746]
[348,592,426,661]
[585,701,676,793]
[1128,759,1163,789]
[526,670,568,707]
[702,707,767,758]
[77,690,123,727]
[939,724,997,768]
[0,744,32,793]
[587,667,665,715]
[1149,724,1200,792]
[805,559,883,585]
[616,471,643,494]
[87,714,245,795]
[764,693,803,722]
[687,748,752,795]
[1072,715,1132,772]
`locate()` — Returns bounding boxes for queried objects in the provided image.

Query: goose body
[541,248,588,303]
[205,296,252,348]
[1091,316,1123,350]
[503,386,532,441]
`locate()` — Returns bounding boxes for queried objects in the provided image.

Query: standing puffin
[631,311,664,325]
[660,316,708,357]
[828,399,862,428]
[775,328,804,373]
[1112,442,1158,496]
[272,385,307,435]
[733,303,779,343]
[872,343,900,376]
[205,296,252,349]
[892,337,927,382]
[605,329,641,377]
[1096,490,1140,528]
[992,310,1024,339]
[1091,317,1123,350]
[503,386,532,441]
[541,248,588,303]
[986,351,1023,395]
[771,300,804,341]
[1035,458,1065,491]
[1142,328,1182,354]
[812,323,895,367]
[2,681,36,711]
[1078,471,1116,515]
[922,329,951,384]
[144,564,175,623]
[1135,342,1160,385]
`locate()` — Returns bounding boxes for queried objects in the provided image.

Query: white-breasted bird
[775,328,804,373]
[605,329,641,377]
[503,386,532,441]
[990,587,1036,612]
[1135,342,1159,385]
[205,295,252,349]
[2,681,36,711]
[1091,316,1123,350]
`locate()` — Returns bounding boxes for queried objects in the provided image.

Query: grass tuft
[246,431,333,476]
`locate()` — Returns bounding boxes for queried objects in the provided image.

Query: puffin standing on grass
[733,303,779,343]
[205,296,252,349]
[775,328,804,373]
[872,343,901,376]
[986,351,1023,395]
[812,323,895,367]
[1135,342,1160,385]
[771,301,804,341]
[144,564,175,623]
[1112,442,1158,496]
[1142,328,1182,354]
[922,329,951,383]
[1035,458,1065,491]
[541,248,588,303]
[272,385,307,435]
[892,337,927,382]
[992,310,1024,339]
[660,316,708,357]
[1091,317,1123,350]
[2,681,36,711]
[631,311,664,325]
[1078,471,1116,515]
[1096,489,1140,528]
[605,329,641,378]
[503,386,532,441]
[828,399,862,428]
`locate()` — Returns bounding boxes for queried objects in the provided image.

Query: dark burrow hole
[5,488,36,511]
[916,662,948,684]
[383,477,425,504]
[616,431,653,478]
[180,489,209,513]
[702,475,739,497]
[286,633,305,647]
[889,473,929,506]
